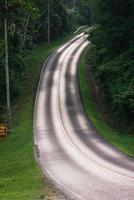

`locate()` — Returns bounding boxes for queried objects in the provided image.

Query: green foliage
[78,46,134,157]
[0,0,92,112]
[0,0,39,108]
[0,35,72,200]
[98,49,134,127]
[76,0,92,26]
[89,0,134,54]
[35,0,71,41]
[88,0,134,131]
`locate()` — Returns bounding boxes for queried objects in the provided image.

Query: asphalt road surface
[33,35,134,200]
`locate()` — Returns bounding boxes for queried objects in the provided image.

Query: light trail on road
[34,35,134,200]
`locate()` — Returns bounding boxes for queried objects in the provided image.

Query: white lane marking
[34,36,134,200]
[33,36,86,200]
[39,158,84,200]
[45,38,87,199]
[57,41,134,182]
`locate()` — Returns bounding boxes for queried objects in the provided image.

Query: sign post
[0,124,7,139]
[47,0,50,45]
[5,0,11,129]
[74,0,76,28]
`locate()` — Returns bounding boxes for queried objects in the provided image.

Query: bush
[97,48,134,130]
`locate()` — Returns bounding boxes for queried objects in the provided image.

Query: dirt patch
[41,177,70,200]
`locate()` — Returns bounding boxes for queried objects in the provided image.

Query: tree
[0,0,38,108]
[88,0,134,131]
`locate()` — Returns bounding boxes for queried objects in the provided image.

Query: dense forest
[0,0,91,111]
[0,0,133,131]
[0,0,90,122]
[88,0,134,132]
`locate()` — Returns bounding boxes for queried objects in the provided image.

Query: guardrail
[73,25,88,35]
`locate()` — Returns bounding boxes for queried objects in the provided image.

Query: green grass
[0,35,72,200]
[78,46,134,158]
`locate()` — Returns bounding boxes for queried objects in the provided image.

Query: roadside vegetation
[0,0,91,117]
[80,0,134,156]
[0,0,134,198]
[78,46,134,157]
[0,36,73,200]
[0,0,91,199]
[88,0,134,133]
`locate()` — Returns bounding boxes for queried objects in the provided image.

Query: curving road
[33,35,134,200]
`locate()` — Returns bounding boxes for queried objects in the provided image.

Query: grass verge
[78,46,134,157]
[0,35,72,200]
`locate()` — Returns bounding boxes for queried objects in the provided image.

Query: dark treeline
[1,0,133,132]
[88,0,134,131]
[0,0,91,113]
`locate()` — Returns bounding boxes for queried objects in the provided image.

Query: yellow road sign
[0,124,7,139]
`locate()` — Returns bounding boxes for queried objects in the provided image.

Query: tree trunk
[4,17,11,129]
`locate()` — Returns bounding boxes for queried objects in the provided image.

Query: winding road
[33,35,134,200]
